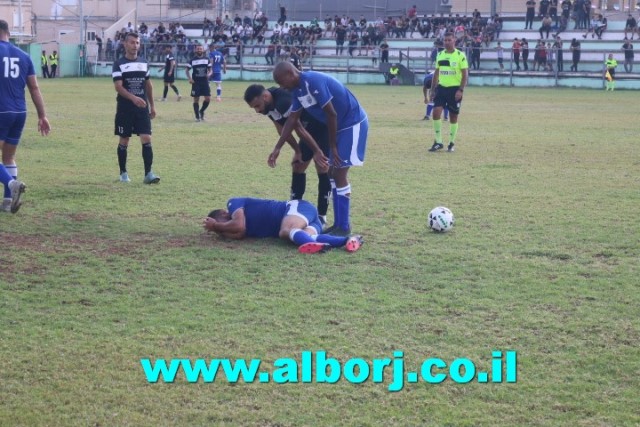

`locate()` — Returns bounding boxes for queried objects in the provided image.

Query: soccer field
[1,78,638,426]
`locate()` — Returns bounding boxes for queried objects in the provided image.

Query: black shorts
[191,82,211,97]
[163,74,175,83]
[300,125,330,162]
[114,104,152,137]
[434,86,462,115]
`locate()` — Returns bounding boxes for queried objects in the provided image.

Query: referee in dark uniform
[186,44,212,122]
[112,32,160,184]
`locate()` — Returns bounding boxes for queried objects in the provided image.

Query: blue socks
[335,184,351,231]
[290,229,348,248]
[315,234,348,246]
[1,164,16,198]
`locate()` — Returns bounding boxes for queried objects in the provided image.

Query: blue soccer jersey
[209,50,225,74]
[423,71,434,88]
[0,41,35,113]
[227,198,288,238]
[289,71,367,131]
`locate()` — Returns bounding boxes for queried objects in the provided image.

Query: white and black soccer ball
[428,206,454,232]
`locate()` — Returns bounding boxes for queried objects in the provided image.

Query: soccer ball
[428,206,454,232]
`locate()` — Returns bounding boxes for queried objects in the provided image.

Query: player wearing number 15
[429,32,468,153]
[0,19,51,213]
[112,32,160,184]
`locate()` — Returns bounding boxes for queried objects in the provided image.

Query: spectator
[540,15,553,39]
[553,36,564,71]
[546,42,555,71]
[335,24,347,55]
[582,13,600,39]
[496,41,504,70]
[106,38,114,60]
[380,38,389,63]
[512,37,522,71]
[594,15,607,40]
[525,0,536,29]
[539,0,550,18]
[522,38,530,71]
[470,37,481,70]
[622,39,634,72]
[569,38,580,71]
[265,42,275,65]
[549,0,559,25]
[624,14,637,40]
[534,40,547,71]
[408,5,417,20]
[96,35,103,60]
[553,14,568,38]
[203,18,213,37]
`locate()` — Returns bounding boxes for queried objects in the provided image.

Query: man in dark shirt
[244,84,330,225]
[112,32,159,184]
[185,44,211,122]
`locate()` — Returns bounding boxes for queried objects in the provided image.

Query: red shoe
[298,242,332,254]
[345,235,364,253]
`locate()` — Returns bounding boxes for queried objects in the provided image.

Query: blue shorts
[0,112,27,145]
[285,200,322,234]
[333,117,368,168]
[210,72,223,83]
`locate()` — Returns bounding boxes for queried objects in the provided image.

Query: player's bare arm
[456,69,468,101]
[203,209,246,239]
[272,121,302,166]
[26,75,51,135]
[145,79,156,119]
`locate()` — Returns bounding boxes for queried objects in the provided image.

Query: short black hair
[243,84,266,103]
[208,209,229,221]
[125,32,139,40]
[0,20,9,32]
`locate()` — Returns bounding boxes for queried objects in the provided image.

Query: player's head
[244,84,273,115]
[164,45,172,52]
[195,44,205,56]
[273,61,300,90]
[124,32,140,57]
[0,19,9,38]
[443,32,456,51]
[208,209,231,221]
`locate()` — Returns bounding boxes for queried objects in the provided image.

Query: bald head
[273,61,300,90]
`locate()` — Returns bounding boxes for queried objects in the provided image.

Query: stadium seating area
[91,14,639,87]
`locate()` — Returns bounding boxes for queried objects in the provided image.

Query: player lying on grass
[203,197,362,254]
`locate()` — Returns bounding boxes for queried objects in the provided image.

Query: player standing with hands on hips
[429,32,468,153]
[112,32,160,184]
[0,19,51,213]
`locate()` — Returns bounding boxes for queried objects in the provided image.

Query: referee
[428,32,469,153]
